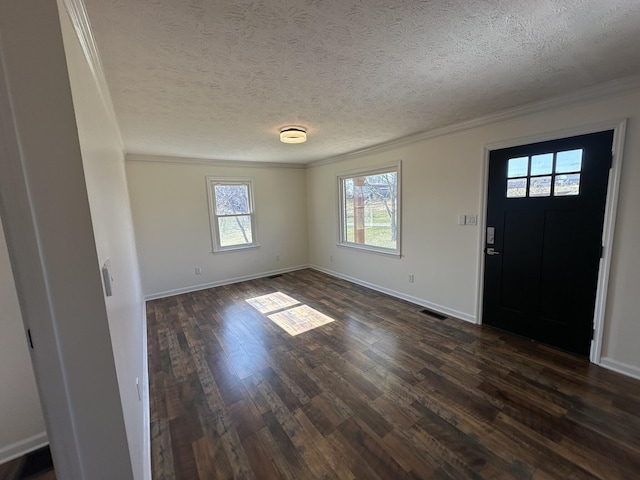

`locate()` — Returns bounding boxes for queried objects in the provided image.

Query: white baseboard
[599,357,640,381]
[310,265,477,324]
[144,265,311,301]
[0,432,48,465]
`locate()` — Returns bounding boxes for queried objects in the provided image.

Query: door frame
[476,119,628,364]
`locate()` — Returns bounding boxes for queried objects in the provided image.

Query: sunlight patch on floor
[245,291,300,314]
[268,304,335,336]
[246,292,335,336]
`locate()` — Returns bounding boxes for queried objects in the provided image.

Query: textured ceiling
[82,0,640,163]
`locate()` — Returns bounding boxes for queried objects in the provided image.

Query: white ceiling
[82,0,640,164]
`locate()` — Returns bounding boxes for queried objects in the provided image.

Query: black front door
[482,130,613,356]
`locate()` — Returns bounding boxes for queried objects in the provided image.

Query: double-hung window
[207,177,258,252]
[338,161,401,256]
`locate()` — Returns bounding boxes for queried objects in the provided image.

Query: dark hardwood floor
[147,268,640,479]
[0,446,55,480]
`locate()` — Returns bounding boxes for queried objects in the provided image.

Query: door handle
[486,247,500,256]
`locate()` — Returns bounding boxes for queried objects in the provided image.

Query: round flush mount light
[280,127,307,144]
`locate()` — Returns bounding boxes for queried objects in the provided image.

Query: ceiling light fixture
[280,127,307,144]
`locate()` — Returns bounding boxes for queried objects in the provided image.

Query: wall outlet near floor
[330,255,333,262]
[408,273,414,283]
[195,267,202,275]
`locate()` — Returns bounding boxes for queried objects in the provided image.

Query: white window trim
[206,176,259,253]
[337,161,402,257]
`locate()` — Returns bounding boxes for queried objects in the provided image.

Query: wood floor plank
[312,362,393,438]
[240,432,280,480]
[261,410,313,478]
[0,457,22,480]
[191,350,255,480]
[192,434,231,480]
[253,426,299,480]
[293,407,357,480]
[228,398,265,441]
[169,415,199,480]
[147,268,640,479]
[382,427,442,478]
[150,418,175,480]
[325,430,387,480]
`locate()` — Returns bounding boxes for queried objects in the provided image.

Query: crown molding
[309,73,640,169]
[61,0,124,152]
[126,153,307,169]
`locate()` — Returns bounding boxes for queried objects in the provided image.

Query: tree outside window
[207,178,257,252]
[339,163,401,256]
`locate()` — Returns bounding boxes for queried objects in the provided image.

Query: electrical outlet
[408,273,414,283]
[466,214,478,226]
[458,214,466,225]
[330,255,333,262]
[276,254,280,261]
[195,267,202,275]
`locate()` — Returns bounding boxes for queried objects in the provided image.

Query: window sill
[337,242,401,258]
[213,243,260,254]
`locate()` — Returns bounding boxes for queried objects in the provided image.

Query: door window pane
[531,153,553,176]
[554,173,581,196]
[530,176,551,197]
[507,178,527,198]
[508,157,528,178]
[556,149,583,173]
[505,149,585,199]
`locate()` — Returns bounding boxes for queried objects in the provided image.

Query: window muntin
[506,149,583,198]
[207,178,257,252]
[338,162,401,256]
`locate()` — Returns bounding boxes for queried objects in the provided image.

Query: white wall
[0,217,47,463]
[0,1,134,478]
[307,86,640,374]
[307,135,483,322]
[126,160,309,297]
[59,5,148,480]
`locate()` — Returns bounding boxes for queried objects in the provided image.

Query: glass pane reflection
[507,178,527,198]
[556,149,583,173]
[554,173,580,196]
[508,157,529,178]
[531,153,553,176]
[530,176,551,197]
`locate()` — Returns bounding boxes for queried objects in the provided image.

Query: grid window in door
[506,149,583,198]
[207,178,257,252]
